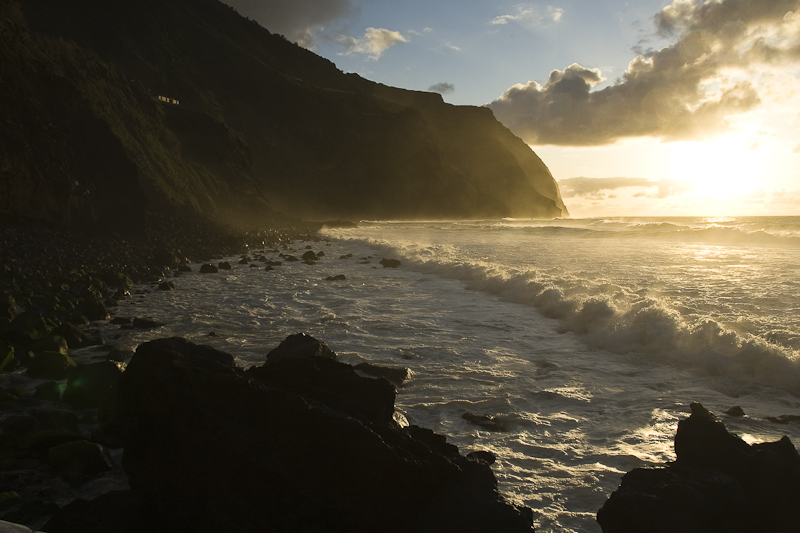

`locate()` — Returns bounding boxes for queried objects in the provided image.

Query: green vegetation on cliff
[3,0,567,232]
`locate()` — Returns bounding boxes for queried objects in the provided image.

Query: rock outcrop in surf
[43,335,533,532]
[597,402,800,532]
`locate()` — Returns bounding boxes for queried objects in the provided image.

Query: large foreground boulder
[46,336,532,532]
[597,402,800,532]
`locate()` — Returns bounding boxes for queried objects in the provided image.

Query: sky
[222,0,800,217]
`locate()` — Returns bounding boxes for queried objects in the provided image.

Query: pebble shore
[0,214,320,529]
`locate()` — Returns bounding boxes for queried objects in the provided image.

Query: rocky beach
[3,219,800,532]
[0,220,536,532]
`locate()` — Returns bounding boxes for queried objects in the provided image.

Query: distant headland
[1,0,567,237]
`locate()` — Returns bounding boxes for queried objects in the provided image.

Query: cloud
[489,0,800,146]
[221,0,356,48]
[491,4,564,28]
[558,177,692,199]
[428,82,455,94]
[336,27,408,59]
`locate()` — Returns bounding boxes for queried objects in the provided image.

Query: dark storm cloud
[221,0,357,47]
[559,177,691,199]
[489,0,800,146]
[428,82,455,94]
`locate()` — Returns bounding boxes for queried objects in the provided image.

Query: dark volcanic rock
[0,311,50,345]
[380,258,401,268]
[52,322,104,349]
[26,351,77,380]
[725,406,746,417]
[325,274,347,281]
[48,439,115,478]
[132,317,163,329]
[265,332,337,363]
[63,361,122,409]
[85,336,533,533]
[597,402,800,532]
[78,298,111,321]
[462,412,507,432]
[199,264,218,274]
[354,361,410,385]
[157,281,175,291]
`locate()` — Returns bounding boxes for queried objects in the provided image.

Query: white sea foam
[97,217,800,533]
[325,218,800,396]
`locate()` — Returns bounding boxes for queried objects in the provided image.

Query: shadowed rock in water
[597,402,800,532]
[44,336,533,532]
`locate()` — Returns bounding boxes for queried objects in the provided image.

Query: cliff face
[4,0,567,231]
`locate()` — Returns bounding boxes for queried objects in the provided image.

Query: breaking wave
[335,233,800,396]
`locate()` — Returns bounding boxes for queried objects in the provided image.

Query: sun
[664,135,771,200]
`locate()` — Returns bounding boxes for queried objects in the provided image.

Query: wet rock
[101,272,133,289]
[238,258,249,265]
[6,409,82,450]
[249,355,397,426]
[177,264,192,272]
[132,318,163,329]
[301,251,318,261]
[33,381,62,402]
[462,412,507,432]
[96,337,533,533]
[63,361,122,409]
[325,274,347,281]
[0,311,50,345]
[284,255,299,262]
[26,352,77,380]
[52,323,104,349]
[109,317,130,325]
[0,492,22,513]
[157,281,175,291]
[199,264,218,274]
[78,299,110,321]
[265,332,337,363]
[152,247,180,269]
[106,348,134,363]
[467,450,497,466]
[597,402,800,532]
[380,258,401,268]
[2,294,24,321]
[0,342,15,372]
[725,406,746,417]
[265,260,282,267]
[339,254,353,259]
[30,335,69,356]
[354,362,410,385]
[43,491,142,533]
[48,440,114,477]
[218,261,232,270]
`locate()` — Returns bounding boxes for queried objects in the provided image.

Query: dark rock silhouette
[354,361,410,385]
[380,258,402,268]
[597,402,800,532]
[42,336,533,532]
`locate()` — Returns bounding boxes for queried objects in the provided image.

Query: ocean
[99,216,800,532]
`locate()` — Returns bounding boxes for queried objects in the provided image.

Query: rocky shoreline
[3,222,800,532]
[0,220,535,532]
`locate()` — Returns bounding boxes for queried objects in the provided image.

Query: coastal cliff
[2,0,567,232]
